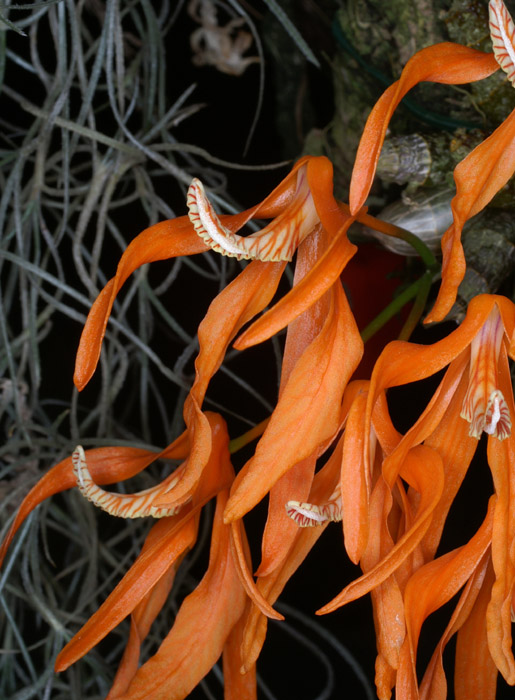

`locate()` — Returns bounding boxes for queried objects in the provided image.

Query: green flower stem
[397,270,433,341]
[356,210,439,271]
[360,272,434,344]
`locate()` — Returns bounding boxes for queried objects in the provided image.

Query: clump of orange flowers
[1,1,515,699]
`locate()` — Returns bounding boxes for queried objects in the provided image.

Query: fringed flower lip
[187,165,320,261]
[348,0,515,323]
[72,445,187,519]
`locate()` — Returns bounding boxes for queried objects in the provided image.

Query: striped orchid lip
[460,305,512,440]
[285,494,342,527]
[187,165,320,261]
[489,0,515,85]
[72,445,188,519]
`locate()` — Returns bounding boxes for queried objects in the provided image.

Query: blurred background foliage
[0,1,513,698]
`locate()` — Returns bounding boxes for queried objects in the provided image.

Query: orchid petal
[0,437,188,569]
[106,552,178,698]
[55,515,198,672]
[318,445,445,614]
[486,353,515,684]
[187,169,319,261]
[426,108,515,322]
[419,552,490,700]
[74,218,208,391]
[395,500,494,699]
[113,489,246,700]
[224,281,362,523]
[222,603,257,700]
[341,388,370,563]
[349,43,499,215]
[422,370,479,560]
[454,560,498,700]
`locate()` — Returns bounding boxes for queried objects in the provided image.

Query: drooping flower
[287,294,515,699]
[349,0,515,323]
[0,155,364,698]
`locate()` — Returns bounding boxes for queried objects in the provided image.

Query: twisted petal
[426,108,515,322]
[55,413,234,673]
[235,447,342,671]
[318,445,445,615]
[224,279,362,523]
[486,364,515,684]
[112,489,246,700]
[395,501,494,698]
[349,43,499,215]
[418,551,491,700]
[454,560,498,700]
[56,515,198,673]
[107,564,178,699]
[74,217,208,391]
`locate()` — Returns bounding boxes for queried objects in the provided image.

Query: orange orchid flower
[0,154,363,698]
[349,0,515,323]
[70,155,357,520]
[287,294,515,699]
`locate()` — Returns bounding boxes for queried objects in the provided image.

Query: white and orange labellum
[72,446,186,518]
[489,0,515,86]
[187,167,319,261]
[460,306,512,440]
[285,496,342,527]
